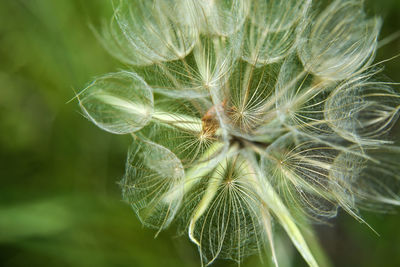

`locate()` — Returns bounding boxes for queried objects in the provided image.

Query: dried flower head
[78,0,400,266]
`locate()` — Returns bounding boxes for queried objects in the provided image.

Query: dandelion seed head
[79,0,400,266]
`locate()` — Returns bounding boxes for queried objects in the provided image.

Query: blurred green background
[0,0,399,266]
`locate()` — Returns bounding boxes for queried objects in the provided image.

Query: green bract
[79,0,400,266]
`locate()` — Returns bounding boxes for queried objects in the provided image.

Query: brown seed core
[201,100,226,136]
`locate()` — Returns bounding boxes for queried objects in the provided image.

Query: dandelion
[78,0,400,266]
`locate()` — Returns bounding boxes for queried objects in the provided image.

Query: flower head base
[79,0,400,266]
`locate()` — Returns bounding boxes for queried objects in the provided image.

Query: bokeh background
[0,0,399,266]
